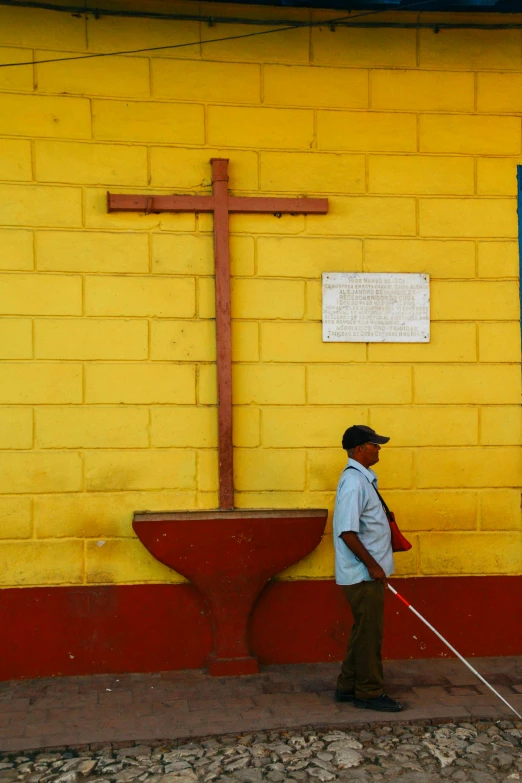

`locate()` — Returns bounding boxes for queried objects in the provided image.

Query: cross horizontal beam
[107,194,214,213]
[229,196,327,214]
[107,193,328,215]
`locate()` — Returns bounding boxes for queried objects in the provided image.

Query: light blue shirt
[333,459,394,585]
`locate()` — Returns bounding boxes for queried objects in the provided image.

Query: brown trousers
[337,580,385,699]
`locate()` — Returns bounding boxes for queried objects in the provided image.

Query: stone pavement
[0,658,521,753]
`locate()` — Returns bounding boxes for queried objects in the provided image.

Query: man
[333,424,403,713]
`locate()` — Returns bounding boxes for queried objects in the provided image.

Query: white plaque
[322,273,430,343]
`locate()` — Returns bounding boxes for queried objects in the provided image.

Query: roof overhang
[203,0,522,12]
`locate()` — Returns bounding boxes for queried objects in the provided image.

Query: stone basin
[133,509,328,676]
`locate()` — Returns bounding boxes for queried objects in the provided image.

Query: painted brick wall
[0,2,521,589]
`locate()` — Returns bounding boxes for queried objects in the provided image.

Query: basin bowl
[133,509,328,676]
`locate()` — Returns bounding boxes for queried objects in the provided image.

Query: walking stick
[387,583,522,720]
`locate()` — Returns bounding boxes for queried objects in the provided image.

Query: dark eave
[203,0,522,12]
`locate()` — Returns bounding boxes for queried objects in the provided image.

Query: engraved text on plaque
[322,272,430,343]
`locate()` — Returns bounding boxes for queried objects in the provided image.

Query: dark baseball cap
[342,425,390,450]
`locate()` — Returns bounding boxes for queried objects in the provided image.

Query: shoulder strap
[346,466,391,517]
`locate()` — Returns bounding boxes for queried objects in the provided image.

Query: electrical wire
[0,0,447,69]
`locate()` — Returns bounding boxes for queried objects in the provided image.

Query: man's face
[358,441,381,467]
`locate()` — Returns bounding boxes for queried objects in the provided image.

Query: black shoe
[335,689,355,703]
[354,693,403,712]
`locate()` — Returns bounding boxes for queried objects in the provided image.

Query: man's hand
[367,563,387,584]
[340,531,387,584]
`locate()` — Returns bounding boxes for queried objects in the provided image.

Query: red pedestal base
[133,508,327,676]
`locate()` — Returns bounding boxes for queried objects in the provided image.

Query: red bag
[373,487,412,553]
[384,509,412,553]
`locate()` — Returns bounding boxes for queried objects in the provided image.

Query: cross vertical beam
[211,159,234,510]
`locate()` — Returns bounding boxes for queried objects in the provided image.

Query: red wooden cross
[108,158,328,510]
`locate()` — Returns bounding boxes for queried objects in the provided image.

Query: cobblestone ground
[1,721,522,783]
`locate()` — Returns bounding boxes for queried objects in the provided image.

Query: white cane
[387,583,522,720]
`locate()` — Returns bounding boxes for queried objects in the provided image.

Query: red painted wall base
[1,577,521,681]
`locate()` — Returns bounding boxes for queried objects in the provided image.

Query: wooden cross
[108,158,328,510]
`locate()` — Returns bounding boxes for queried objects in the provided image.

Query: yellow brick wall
[0,2,520,588]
